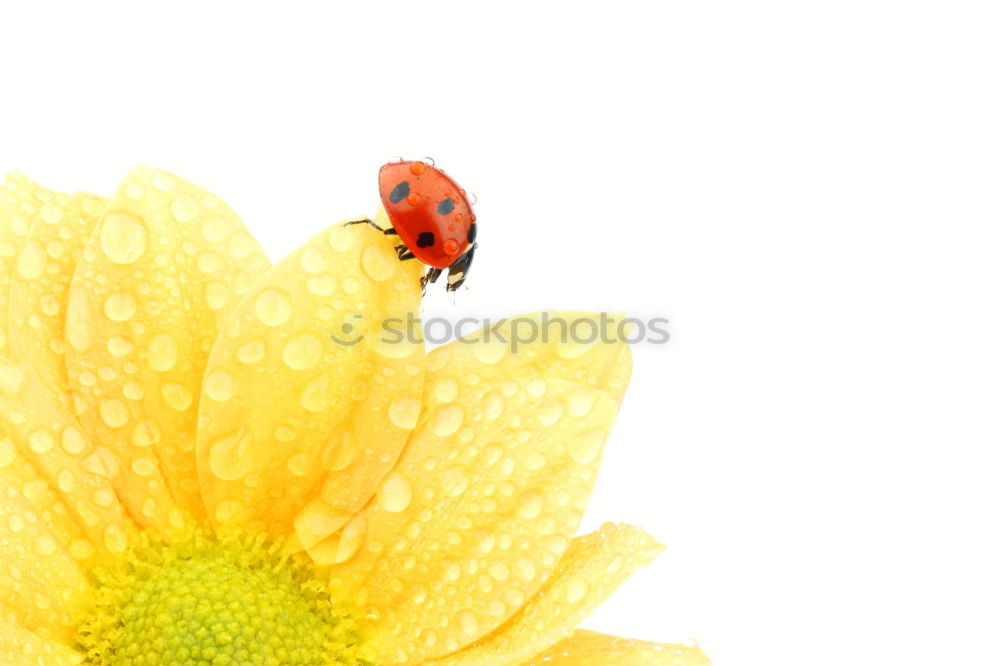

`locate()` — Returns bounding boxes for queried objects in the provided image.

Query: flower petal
[8,190,106,400]
[329,324,630,664]
[1,171,54,357]
[0,357,136,561]
[427,523,664,666]
[64,167,270,527]
[196,213,425,540]
[0,618,82,665]
[0,476,92,642]
[519,630,710,665]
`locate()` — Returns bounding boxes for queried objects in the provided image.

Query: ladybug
[346,159,478,292]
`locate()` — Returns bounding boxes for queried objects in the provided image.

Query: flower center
[75,531,369,665]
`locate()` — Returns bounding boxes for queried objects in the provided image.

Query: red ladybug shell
[378,160,476,270]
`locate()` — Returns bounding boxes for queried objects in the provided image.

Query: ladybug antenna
[468,191,478,206]
[389,155,404,163]
[423,156,436,167]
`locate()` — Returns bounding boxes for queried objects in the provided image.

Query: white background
[2,3,998,665]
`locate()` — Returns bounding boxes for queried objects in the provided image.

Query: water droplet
[131,457,157,476]
[151,171,176,191]
[255,288,292,326]
[536,398,564,425]
[306,276,335,296]
[300,373,334,412]
[236,340,265,363]
[514,557,537,582]
[66,284,92,352]
[15,239,45,279]
[107,336,134,357]
[160,382,193,411]
[517,491,544,519]
[489,561,511,581]
[209,430,254,480]
[39,201,64,223]
[473,340,507,365]
[287,453,310,476]
[567,389,596,417]
[569,428,606,464]
[130,419,160,448]
[458,611,479,635]
[170,193,200,222]
[300,246,328,273]
[204,368,235,401]
[388,395,420,429]
[196,251,224,273]
[282,334,322,370]
[409,161,427,175]
[0,439,17,468]
[104,523,128,553]
[433,405,464,437]
[27,430,54,454]
[526,378,547,397]
[361,245,396,281]
[380,472,412,512]
[103,292,137,322]
[100,212,148,265]
[98,398,129,428]
[333,512,367,563]
[147,333,178,371]
[433,377,459,403]
[0,362,28,396]
[204,281,229,310]
[565,577,589,603]
[214,499,244,524]
[60,426,87,455]
[35,534,57,555]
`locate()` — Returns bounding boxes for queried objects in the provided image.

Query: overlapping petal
[519,630,710,665]
[1,171,54,357]
[0,618,82,666]
[328,315,631,664]
[0,358,135,562]
[0,477,92,642]
[195,211,425,546]
[429,523,664,666]
[8,190,106,400]
[63,167,270,529]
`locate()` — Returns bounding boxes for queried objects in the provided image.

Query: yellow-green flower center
[75,531,369,665]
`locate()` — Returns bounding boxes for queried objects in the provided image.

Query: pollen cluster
[74,530,369,665]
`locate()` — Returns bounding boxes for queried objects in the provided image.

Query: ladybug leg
[445,243,477,292]
[420,268,443,293]
[395,245,418,261]
[344,218,399,236]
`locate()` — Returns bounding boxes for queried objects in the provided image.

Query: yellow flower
[0,167,708,665]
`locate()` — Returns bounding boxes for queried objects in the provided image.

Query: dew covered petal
[1,171,54,358]
[518,630,710,666]
[0,357,136,561]
[197,211,425,541]
[0,477,92,642]
[64,167,270,527]
[329,339,627,665]
[431,311,633,405]
[429,523,665,666]
[0,617,83,665]
[7,191,105,402]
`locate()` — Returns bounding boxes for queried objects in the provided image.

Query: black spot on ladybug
[437,197,455,215]
[416,232,436,248]
[467,223,477,243]
[389,181,410,204]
